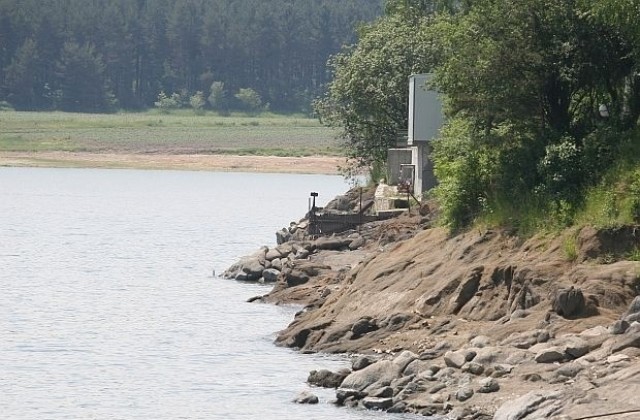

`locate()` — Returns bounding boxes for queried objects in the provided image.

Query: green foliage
[428,0,639,231]
[154,91,181,114]
[56,41,112,113]
[234,88,266,116]
[0,0,383,112]
[314,11,438,172]
[208,81,228,115]
[562,233,579,262]
[189,91,206,115]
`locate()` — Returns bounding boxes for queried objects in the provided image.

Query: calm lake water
[0,167,418,420]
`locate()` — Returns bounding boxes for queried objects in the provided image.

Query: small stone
[464,350,477,362]
[362,397,393,410]
[261,268,280,283]
[307,369,349,388]
[462,362,485,376]
[456,387,474,402]
[294,391,319,404]
[610,320,630,335]
[534,347,565,363]
[470,335,491,348]
[444,351,467,369]
[477,377,500,393]
[352,355,376,371]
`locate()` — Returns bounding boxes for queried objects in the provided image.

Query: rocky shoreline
[222,190,640,420]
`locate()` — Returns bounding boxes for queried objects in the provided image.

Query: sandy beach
[0,151,344,175]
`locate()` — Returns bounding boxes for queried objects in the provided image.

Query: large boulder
[552,287,585,318]
[623,296,640,323]
[494,391,564,420]
[307,368,350,388]
[340,360,403,391]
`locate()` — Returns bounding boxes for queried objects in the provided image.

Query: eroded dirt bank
[224,199,640,419]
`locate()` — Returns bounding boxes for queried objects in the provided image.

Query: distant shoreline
[0,151,344,175]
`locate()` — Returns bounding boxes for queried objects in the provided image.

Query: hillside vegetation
[317,0,640,233]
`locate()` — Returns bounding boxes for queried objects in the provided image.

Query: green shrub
[154,91,180,114]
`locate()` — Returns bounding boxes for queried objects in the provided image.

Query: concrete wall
[387,148,412,185]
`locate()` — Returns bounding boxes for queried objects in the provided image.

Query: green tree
[189,90,206,115]
[56,41,111,112]
[430,0,639,228]
[4,38,41,110]
[208,81,228,114]
[234,87,265,115]
[314,12,438,173]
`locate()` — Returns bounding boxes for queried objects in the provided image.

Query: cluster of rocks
[296,296,640,419]
[222,231,366,285]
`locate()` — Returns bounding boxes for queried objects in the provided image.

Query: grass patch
[562,232,579,262]
[0,111,342,157]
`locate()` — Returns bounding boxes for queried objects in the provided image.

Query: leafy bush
[189,91,206,115]
[208,81,228,115]
[234,88,266,115]
[154,91,180,114]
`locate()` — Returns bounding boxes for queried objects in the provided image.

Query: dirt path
[0,151,344,175]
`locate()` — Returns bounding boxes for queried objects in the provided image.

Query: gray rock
[335,388,367,405]
[283,269,310,287]
[276,228,291,245]
[493,391,563,420]
[464,350,477,362]
[294,391,319,404]
[469,335,491,348]
[563,336,590,359]
[235,272,250,281]
[265,248,282,261]
[403,359,430,376]
[534,347,565,363]
[393,350,418,371]
[444,351,467,369]
[270,258,283,271]
[275,243,294,258]
[349,236,366,250]
[352,355,377,371]
[241,258,265,280]
[369,386,393,398]
[510,309,530,320]
[362,397,393,410]
[387,401,408,413]
[341,360,402,391]
[351,317,378,338]
[555,362,583,378]
[462,362,484,376]
[623,296,640,320]
[488,364,513,378]
[611,319,631,335]
[551,286,585,318]
[456,387,474,402]
[477,377,499,393]
[610,330,640,354]
[262,268,280,283]
[308,368,349,388]
[294,249,310,260]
